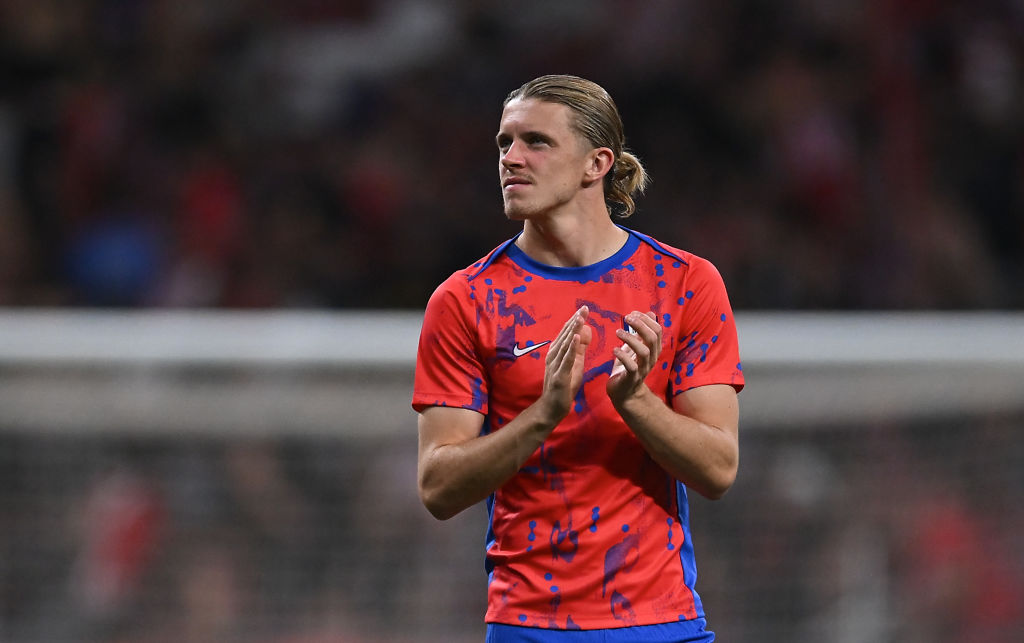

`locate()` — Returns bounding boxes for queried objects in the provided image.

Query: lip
[502,176,531,189]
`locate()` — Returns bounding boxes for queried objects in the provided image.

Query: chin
[502,202,530,221]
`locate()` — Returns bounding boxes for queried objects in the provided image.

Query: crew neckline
[504,231,641,282]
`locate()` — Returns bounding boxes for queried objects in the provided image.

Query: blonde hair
[505,75,650,217]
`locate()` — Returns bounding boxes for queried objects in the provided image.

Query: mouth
[502,176,530,189]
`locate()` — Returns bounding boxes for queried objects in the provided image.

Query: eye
[496,135,511,152]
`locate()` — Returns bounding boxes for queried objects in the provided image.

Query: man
[413,74,744,642]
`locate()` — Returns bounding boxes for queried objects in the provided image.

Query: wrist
[610,383,654,414]
[528,395,567,433]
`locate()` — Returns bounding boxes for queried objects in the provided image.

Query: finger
[615,327,651,361]
[625,311,661,342]
[556,306,588,346]
[547,327,575,367]
[611,344,639,374]
[547,311,582,365]
[624,312,662,360]
[555,334,581,377]
[553,315,576,346]
[577,320,593,346]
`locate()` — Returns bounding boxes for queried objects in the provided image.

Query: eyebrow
[495,130,555,146]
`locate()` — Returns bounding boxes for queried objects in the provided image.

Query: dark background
[1,3,1022,642]
[2,0,1021,310]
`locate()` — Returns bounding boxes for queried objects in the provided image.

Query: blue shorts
[485,619,715,642]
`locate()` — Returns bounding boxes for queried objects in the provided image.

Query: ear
[583,147,614,186]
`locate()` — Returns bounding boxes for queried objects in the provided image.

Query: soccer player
[413,74,744,642]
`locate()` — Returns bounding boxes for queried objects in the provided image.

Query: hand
[607,311,661,405]
[539,306,591,423]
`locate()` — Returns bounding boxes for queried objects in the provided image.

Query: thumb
[578,323,593,346]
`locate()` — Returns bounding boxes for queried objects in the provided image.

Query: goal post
[0,310,1021,434]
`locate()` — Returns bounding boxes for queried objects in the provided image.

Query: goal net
[0,311,1021,642]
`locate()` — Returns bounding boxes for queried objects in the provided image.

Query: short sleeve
[412,275,489,414]
[669,258,745,396]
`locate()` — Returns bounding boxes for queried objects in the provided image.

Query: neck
[516,212,628,267]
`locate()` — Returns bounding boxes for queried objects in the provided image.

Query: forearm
[613,386,739,499]
[419,306,591,519]
[418,402,559,520]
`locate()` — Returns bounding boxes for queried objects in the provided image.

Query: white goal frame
[0,310,1021,436]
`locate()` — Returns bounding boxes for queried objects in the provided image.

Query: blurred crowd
[2,4,1022,643]
[0,432,488,643]
[0,0,1022,310]
[1,413,1021,643]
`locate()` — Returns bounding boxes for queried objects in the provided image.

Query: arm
[607,312,739,499]
[417,306,592,520]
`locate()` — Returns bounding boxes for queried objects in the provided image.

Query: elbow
[702,434,740,500]
[419,487,460,521]
[418,449,471,520]
[700,476,734,500]
[417,473,464,521]
[697,459,739,501]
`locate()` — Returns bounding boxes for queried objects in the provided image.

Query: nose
[501,140,524,168]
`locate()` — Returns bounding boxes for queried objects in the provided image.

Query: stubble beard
[503,202,526,221]
[502,194,534,221]
[502,180,576,221]
[502,188,567,222]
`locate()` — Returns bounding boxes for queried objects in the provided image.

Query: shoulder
[425,237,518,310]
[626,228,727,284]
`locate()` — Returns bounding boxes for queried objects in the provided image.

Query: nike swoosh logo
[512,341,550,357]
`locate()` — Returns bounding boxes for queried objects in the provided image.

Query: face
[496,98,595,220]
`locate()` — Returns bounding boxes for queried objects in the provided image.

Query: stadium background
[0,1,1022,642]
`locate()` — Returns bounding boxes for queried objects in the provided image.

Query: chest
[469,274,685,412]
